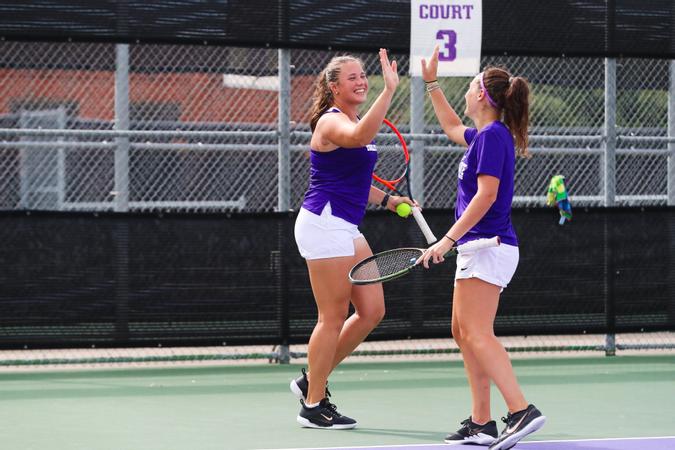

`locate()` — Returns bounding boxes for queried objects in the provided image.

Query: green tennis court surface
[0,355,672,450]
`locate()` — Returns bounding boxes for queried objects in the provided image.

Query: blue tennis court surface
[261,436,675,450]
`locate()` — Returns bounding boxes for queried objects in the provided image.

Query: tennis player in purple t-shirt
[290,49,413,430]
[418,46,546,449]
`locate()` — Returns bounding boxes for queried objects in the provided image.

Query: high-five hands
[420,45,440,82]
[379,48,399,92]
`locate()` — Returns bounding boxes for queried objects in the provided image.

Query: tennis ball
[396,203,412,218]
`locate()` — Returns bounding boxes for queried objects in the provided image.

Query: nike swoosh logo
[320,413,333,421]
[460,267,469,271]
[505,413,528,434]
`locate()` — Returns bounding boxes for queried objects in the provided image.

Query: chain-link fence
[0,41,674,213]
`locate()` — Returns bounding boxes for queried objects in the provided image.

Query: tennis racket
[349,236,501,285]
[374,119,437,244]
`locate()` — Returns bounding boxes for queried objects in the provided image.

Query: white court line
[256,445,435,450]
[256,444,436,450]
[257,445,442,450]
[517,436,675,444]
[256,435,675,450]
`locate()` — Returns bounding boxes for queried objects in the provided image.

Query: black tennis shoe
[297,398,357,429]
[290,368,309,400]
[444,417,498,445]
[289,368,331,402]
[489,404,546,450]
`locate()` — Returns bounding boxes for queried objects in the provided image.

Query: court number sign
[410,1,482,77]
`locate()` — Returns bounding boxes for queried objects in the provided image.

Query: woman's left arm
[419,174,499,266]
[446,174,499,241]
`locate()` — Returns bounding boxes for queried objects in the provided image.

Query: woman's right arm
[422,46,468,146]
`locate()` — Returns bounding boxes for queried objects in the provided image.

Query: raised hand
[420,45,440,82]
[379,48,399,92]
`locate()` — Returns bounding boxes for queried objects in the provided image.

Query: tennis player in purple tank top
[418,46,546,449]
[290,49,414,429]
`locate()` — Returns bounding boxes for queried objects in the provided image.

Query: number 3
[436,30,457,62]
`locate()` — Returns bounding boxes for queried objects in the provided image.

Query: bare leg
[331,237,385,366]
[454,278,528,413]
[452,296,492,424]
[304,255,354,404]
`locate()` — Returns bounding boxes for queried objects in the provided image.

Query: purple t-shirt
[456,121,518,246]
[301,110,377,225]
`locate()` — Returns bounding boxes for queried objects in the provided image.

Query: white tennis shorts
[455,243,519,289]
[294,202,364,260]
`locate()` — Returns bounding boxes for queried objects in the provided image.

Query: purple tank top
[301,109,378,225]
[456,121,518,246]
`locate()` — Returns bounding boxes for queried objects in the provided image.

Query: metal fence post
[669,62,675,329]
[113,44,130,342]
[604,213,616,356]
[603,58,616,207]
[277,47,292,363]
[668,61,675,206]
[277,48,291,213]
[56,106,66,209]
[603,57,617,355]
[409,75,430,329]
[410,76,426,205]
[114,44,130,212]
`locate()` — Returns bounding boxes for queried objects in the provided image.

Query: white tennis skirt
[294,202,364,260]
[455,243,519,289]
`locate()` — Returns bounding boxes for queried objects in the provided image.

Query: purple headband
[479,72,499,109]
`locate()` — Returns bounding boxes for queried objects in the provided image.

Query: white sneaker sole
[490,415,547,450]
[296,415,357,430]
[289,379,305,401]
[444,432,497,445]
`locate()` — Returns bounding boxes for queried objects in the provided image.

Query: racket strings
[373,145,408,185]
[351,249,422,282]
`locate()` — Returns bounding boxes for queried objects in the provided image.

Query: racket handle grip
[411,206,437,244]
[457,236,501,253]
